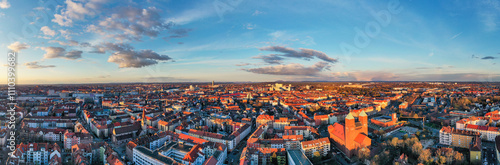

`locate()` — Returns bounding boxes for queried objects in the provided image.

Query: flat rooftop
[287,150,312,165]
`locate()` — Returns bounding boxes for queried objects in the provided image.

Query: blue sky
[1,0,500,84]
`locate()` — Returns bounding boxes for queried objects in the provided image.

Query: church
[328,110,371,158]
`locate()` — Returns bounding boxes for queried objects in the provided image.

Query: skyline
[1,0,500,84]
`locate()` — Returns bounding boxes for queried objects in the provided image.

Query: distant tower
[212,81,214,87]
[141,108,147,130]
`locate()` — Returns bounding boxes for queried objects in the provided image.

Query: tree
[444,149,454,165]
[390,137,400,148]
[418,149,431,164]
[312,151,321,163]
[453,152,464,165]
[358,147,370,162]
[403,134,409,140]
[411,142,423,158]
[438,156,446,165]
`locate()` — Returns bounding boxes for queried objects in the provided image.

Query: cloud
[477,1,500,31]
[167,28,192,38]
[80,42,91,47]
[90,42,133,54]
[98,75,110,78]
[59,29,72,39]
[244,23,256,30]
[332,71,399,81]
[252,10,264,16]
[450,32,463,40]
[7,42,30,52]
[52,0,106,26]
[40,26,57,37]
[88,6,173,41]
[482,56,497,60]
[245,62,330,76]
[93,43,172,68]
[65,50,83,59]
[24,61,56,69]
[0,0,10,9]
[49,40,79,46]
[41,47,82,60]
[235,63,250,66]
[143,76,195,82]
[259,46,337,63]
[253,54,284,64]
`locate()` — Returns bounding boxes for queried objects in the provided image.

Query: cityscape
[1,0,500,165]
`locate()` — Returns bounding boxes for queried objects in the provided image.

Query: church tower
[141,108,147,130]
[345,112,356,153]
[359,110,368,135]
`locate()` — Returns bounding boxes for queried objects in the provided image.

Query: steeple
[141,108,146,130]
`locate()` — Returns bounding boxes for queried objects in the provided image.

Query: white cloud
[88,6,172,41]
[7,42,30,52]
[52,0,106,26]
[0,0,10,9]
[252,10,264,16]
[41,26,57,37]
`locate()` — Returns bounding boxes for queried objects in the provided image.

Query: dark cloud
[41,47,83,60]
[245,62,330,76]
[168,29,192,38]
[80,42,91,47]
[65,50,83,59]
[90,42,172,68]
[259,46,337,63]
[482,56,497,60]
[108,49,172,68]
[24,61,56,69]
[252,54,284,64]
[90,42,133,54]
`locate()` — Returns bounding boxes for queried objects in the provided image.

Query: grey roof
[287,150,313,165]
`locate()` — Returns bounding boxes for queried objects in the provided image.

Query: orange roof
[354,133,368,144]
[301,137,330,149]
[178,134,208,144]
[329,123,345,141]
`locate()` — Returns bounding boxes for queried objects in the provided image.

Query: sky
[1,0,500,84]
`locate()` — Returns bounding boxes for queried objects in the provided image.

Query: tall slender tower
[345,112,355,154]
[141,108,146,130]
[359,110,368,135]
